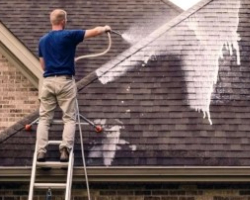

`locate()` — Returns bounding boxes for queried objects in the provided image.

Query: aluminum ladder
[28,139,75,200]
[28,100,96,200]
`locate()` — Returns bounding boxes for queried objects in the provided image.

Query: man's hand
[85,25,112,39]
[104,25,111,33]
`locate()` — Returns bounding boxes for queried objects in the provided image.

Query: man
[37,9,111,162]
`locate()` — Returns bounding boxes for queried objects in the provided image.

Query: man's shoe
[37,152,46,162]
[60,147,69,162]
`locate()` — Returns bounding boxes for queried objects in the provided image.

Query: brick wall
[0,52,39,132]
[1,183,250,200]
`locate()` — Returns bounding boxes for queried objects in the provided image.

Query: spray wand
[109,30,122,37]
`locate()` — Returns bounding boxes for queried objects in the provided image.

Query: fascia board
[0,22,42,89]
[1,166,250,183]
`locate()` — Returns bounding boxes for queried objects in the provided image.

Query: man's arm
[39,57,45,71]
[84,25,111,39]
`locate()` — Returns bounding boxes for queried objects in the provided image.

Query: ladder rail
[76,99,91,200]
[68,156,74,200]
[68,154,74,200]
[65,151,74,200]
[28,142,38,200]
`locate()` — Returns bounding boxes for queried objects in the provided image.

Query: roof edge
[0,110,38,143]
[0,22,43,89]
[160,0,184,13]
[1,166,250,182]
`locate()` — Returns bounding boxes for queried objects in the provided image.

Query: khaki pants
[36,76,77,153]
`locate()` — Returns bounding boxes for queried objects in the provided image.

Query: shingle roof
[0,0,181,166]
[1,0,248,167]
[0,0,181,79]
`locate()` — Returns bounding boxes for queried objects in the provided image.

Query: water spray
[109,30,133,44]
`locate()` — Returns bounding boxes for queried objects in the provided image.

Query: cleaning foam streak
[185,0,241,124]
[96,0,241,125]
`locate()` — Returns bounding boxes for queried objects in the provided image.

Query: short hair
[50,9,67,25]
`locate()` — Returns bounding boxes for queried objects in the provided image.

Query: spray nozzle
[108,30,122,37]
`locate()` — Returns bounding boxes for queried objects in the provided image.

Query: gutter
[1,166,250,182]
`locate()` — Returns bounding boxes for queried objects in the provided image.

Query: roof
[1,0,248,170]
[0,0,181,79]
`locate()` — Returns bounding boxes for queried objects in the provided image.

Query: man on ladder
[37,9,111,162]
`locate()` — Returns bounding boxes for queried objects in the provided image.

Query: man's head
[50,9,67,29]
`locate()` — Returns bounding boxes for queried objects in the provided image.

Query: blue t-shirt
[39,30,85,77]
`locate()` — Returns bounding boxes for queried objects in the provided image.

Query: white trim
[0,22,43,89]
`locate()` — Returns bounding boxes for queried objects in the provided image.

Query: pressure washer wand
[109,30,122,37]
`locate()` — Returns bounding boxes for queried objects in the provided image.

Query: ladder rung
[52,119,88,125]
[48,140,61,145]
[34,183,66,189]
[51,120,65,124]
[37,161,68,168]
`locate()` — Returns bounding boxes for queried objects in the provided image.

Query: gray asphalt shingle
[1,0,249,167]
